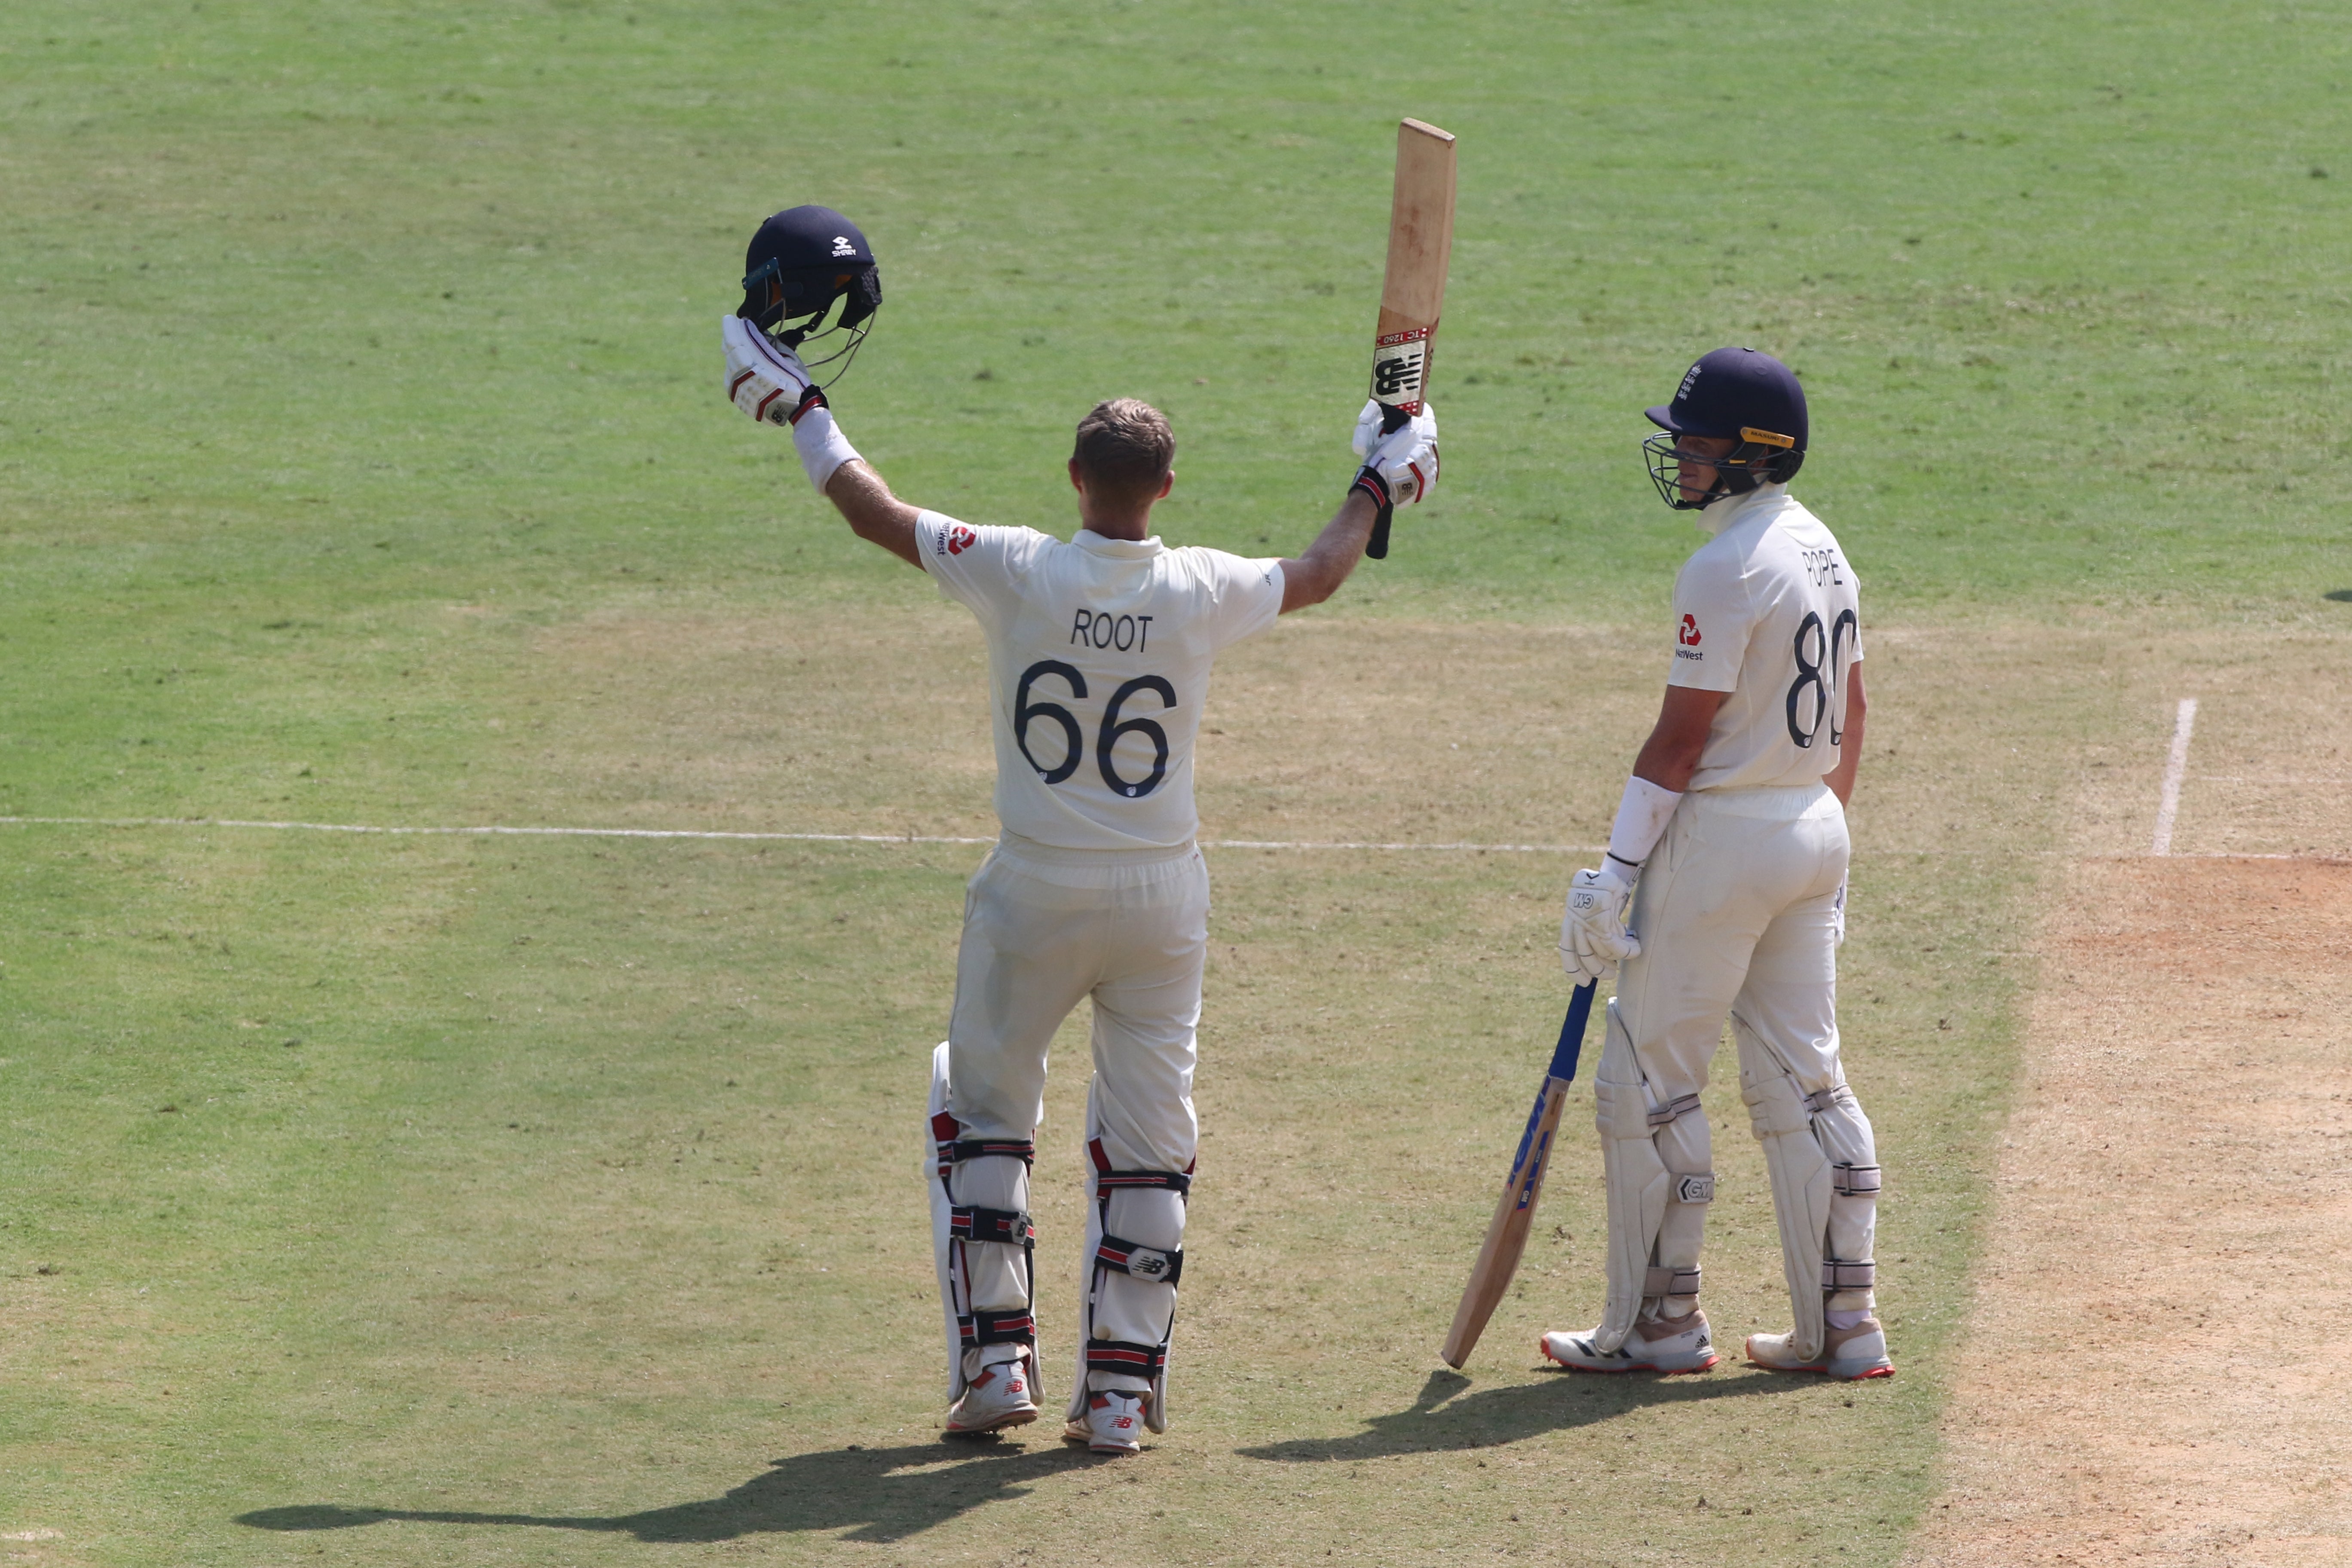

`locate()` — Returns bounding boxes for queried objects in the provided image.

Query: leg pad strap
[950,1205,1035,1245]
[1832,1163,1882,1197]
[931,1115,1037,1178]
[1096,1234,1182,1286]
[1647,1092,1703,1128]
[1094,1169,1192,1195]
[959,1310,1036,1348]
[1824,1259,1876,1291]
[1644,1264,1702,1297]
[1802,1084,1854,1117]
[1085,1338,1168,1378]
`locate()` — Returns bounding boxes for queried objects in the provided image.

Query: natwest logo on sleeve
[1678,614,1702,647]
[945,525,977,557]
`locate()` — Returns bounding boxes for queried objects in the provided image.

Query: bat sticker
[1371,328,1431,412]
[1514,1123,1555,1212]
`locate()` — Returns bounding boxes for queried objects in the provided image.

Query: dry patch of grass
[520,603,2081,854]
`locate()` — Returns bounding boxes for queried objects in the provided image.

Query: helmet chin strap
[777,293,838,349]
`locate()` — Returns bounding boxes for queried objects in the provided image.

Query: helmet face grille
[1641,431,1801,511]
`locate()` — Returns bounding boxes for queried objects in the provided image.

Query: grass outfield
[1,2,2346,1565]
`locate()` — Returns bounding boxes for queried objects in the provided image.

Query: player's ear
[1155,470,1174,501]
[1068,458,1087,496]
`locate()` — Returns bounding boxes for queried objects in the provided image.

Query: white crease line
[2150,697,2198,857]
[2,815,2339,863]
[0,816,1600,854]
[1210,839,1597,853]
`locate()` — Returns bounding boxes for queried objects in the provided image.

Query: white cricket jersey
[913,511,1286,852]
[1663,484,1864,792]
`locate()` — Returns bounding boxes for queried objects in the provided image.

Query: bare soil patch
[1905,856,2352,1566]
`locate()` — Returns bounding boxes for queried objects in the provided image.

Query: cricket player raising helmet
[721,213,1439,1452]
[1543,347,1891,1381]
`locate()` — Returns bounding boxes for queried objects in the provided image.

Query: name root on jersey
[1071,609,1154,654]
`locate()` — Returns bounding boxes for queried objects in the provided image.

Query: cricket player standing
[719,208,1440,1451]
[1543,347,1891,1381]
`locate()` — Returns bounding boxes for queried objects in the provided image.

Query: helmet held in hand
[738,205,883,386]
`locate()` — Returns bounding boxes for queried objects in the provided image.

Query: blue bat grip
[1545,981,1597,1083]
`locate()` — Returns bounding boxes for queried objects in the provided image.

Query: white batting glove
[1831,873,1848,949]
[721,314,824,427]
[721,315,863,493]
[1350,398,1439,507]
[1559,865,1640,985]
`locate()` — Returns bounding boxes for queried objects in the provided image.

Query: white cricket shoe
[1063,1390,1146,1455]
[1540,1308,1720,1375]
[1745,1317,1894,1381]
[943,1350,1040,1435]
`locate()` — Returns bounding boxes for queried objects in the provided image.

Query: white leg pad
[928,1043,962,1402]
[1812,1085,1881,1314]
[1651,1103,1715,1320]
[1093,1186,1184,1353]
[1066,1163,1107,1428]
[1064,1081,1187,1434]
[955,1155,1033,1344]
[1592,1010,1672,1356]
[1736,1022,1835,1362]
[929,1041,1039,1403]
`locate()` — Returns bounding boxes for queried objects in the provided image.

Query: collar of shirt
[1072,529,1164,559]
[1695,481,1788,539]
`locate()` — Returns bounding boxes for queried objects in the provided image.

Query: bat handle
[1364,402,1412,562]
[1547,981,1598,1082]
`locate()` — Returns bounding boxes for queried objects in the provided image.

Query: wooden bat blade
[1440,982,1596,1369]
[1440,1074,1570,1368]
[1365,117,1456,562]
[1379,118,1457,337]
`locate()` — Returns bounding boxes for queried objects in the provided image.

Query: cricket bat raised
[1364,117,1457,561]
[1440,980,1597,1369]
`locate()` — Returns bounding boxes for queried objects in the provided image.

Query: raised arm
[1279,400,1442,615]
[823,459,922,570]
[722,315,924,571]
[1279,488,1381,612]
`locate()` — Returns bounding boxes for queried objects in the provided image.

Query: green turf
[1,1,2346,1563]
[6,0,2349,831]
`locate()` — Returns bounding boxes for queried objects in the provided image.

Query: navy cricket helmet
[738,205,883,384]
[1641,347,1807,510]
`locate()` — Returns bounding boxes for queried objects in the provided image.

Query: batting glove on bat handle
[1354,466,1396,558]
[1355,401,1440,560]
[1560,865,1640,985]
[1365,403,1409,559]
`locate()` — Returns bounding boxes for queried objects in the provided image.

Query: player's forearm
[1630,686,1725,793]
[823,459,924,569]
[1824,670,1866,805]
[1278,489,1380,613]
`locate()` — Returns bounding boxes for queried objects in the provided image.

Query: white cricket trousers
[943,836,1207,1393]
[1601,783,1878,1324]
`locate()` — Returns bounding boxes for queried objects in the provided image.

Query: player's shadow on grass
[1240,1365,1782,1463]
[235,1437,1099,1546]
